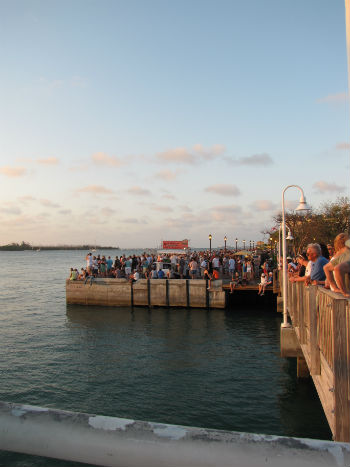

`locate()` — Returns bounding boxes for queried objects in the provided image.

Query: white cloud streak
[313,180,345,193]
[205,184,241,196]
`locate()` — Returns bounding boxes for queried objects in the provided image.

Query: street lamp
[281,185,311,328]
[270,237,273,254]
[209,234,212,255]
[249,240,252,251]
[278,224,293,268]
[224,236,227,252]
[243,240,246,250]
[253,240,255,250]
[235,238,238,252]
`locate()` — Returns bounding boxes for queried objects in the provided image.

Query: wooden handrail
[284,280,350,442]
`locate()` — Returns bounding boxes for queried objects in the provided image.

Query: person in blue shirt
[305,243,328,285]
[158,269,165,279]
[106,256,113,272]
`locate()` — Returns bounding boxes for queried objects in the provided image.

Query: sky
[0,0,349,248]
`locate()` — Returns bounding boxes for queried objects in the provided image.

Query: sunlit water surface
[0,250,331,466]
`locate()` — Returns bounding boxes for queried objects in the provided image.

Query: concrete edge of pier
[66,278,226,309]
[0,401,349,467]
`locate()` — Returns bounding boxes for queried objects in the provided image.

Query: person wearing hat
[289,253,310,283]
[287,256,297,273]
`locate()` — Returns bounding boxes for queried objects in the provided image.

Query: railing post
[332,297,350,442]
[308,285,320,375]
[299,284,307,345]
[287,280,292,320]
[291,282,298,327]
[347,302,350,404]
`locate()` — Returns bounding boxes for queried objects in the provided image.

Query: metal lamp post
[278,224,293,268]
[235,238,238,252]
[281,185,311,328]
[249,240,252,251]
[209,234,212,255]
[243,240,246,250]
[224,236,227,252]
[253,240,255,250]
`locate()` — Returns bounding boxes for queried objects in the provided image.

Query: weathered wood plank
[332,298,350,442]
[309,286,320,375]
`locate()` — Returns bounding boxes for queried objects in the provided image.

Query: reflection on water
[0,251,331,466]
[64,305,331,439]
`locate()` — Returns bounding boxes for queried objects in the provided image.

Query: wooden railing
[284,278,350,442]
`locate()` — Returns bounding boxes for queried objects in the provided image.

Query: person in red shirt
[204,268,219,289]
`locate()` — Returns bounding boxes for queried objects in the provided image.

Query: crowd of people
[68,233,350,298]
[68,250,274,292]
[286,233,350,297]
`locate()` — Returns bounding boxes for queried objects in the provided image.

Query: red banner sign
[162,240,188,250]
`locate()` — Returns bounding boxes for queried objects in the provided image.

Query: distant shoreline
[0,244,119,251]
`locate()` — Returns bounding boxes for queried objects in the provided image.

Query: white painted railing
[0,401,349,466]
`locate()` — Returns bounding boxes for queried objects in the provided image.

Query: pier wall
[66,278,226,309]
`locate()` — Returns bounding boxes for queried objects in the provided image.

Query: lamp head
[296,194,311,212]
[286,230,294,241]
[224,236,227,241]
[209,234,212,240]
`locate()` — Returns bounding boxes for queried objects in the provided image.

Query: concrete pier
[66,278,226,309]
[1,401,349,467]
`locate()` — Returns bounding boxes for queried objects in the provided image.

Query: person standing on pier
[189,258,198,279]
[228,256,235,277]
[86,253,93,274]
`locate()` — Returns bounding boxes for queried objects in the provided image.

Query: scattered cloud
[313,180,345,193]
[204,184,241,196]
[127,186,151,196]
[178,205,192,212]
[71,75,88,88]
[192,143,226,160]
[38,77,64,91]
[317,92,347,104]
[77,185,114,195]
[92,152,124,167]
[0,206,22,215]
[18,195,36,203]
[69,163,89,172]
[156,144,226,165]
[100,207,116,216]
[40,199,60,208]
[336,142,350,150]
[225,153,274,166]
[250,200,278,211]
[151,204,173,212]
[210,204,242,214]
[162,193,176,200]
[0,166,27,177]
[157,147,196,164]
[36,157,59,165]
[155,169,183,180]
[38,76,87,91]
[58,209,72,215]
[123,218,141,224]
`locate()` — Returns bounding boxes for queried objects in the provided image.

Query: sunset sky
[0,0,348,248]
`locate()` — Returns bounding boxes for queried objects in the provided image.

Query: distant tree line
[0,242,118,251]
[263,196,350,255]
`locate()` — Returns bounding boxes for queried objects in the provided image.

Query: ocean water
[0,250,331,466]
